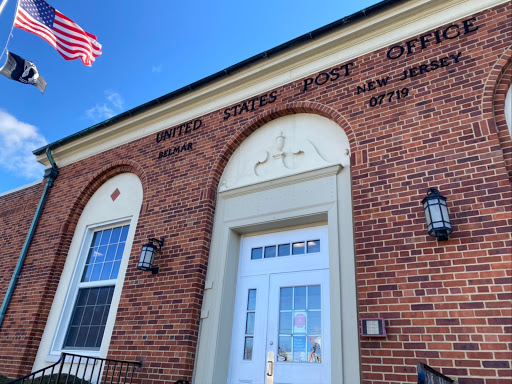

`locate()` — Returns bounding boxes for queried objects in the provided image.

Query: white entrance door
[228,226,331,384]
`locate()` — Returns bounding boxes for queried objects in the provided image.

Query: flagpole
[0,0,19,63]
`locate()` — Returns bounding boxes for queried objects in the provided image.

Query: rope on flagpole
[0,0,19,63]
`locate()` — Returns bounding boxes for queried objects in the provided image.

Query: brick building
[0,0,511,383]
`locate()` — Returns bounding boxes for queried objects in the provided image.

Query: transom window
[63,224,129,350]
[251,239,320,260]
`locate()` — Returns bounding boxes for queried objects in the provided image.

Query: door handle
[266,360,273,376]
[266,350,275,384]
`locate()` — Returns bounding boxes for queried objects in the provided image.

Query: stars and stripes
[14,0,102,66]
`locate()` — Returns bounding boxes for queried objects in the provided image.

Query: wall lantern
[138,237,164,274]
[422,188,452,241]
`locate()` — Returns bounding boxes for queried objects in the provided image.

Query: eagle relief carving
[253,132,332,179]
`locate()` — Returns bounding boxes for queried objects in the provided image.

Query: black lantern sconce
[138,237,164,274]
[422,188,452,241]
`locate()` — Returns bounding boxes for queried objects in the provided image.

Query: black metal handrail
[8,353,141,384]
[417,362,454,384]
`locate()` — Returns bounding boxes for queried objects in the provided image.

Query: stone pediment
[219,114,350,191]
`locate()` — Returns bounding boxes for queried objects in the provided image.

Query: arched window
[32,173,143,367]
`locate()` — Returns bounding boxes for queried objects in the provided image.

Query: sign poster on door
[308,336,322,363]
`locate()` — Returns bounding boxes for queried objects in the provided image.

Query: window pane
[105,244,117,261]
[64,286,114,350]
[308,311,321,335]
[120,226,129,242]
[91,305,106,325]
[65,326,79,348]
[115,243,125,260]
[100,262,113,280]
[280,288,293,310]
[69,306,85,327]
[294,286,306,310]
[111,261,121,280]
[247,289,256,311]
[95,246,107,264]
[251,247,263,260]
[90,264,102,282]
[91,232,101,247]
[82,265,93,282]
[243,337,253,360]
[307,336,322,363]
[293,336,307,362]
[81,307,94,326]
[75,327,89,348]
[279,311,292,334]
[278,243,290,257]
[85,326,100,348]
[307,240,320,253]
[110,227,121,244]
[245,313,255,335]
[308,285,321,310]
[278,336,292,362]
[84,247,95,265]
[264,246,276,258]
[292,242,305,255]
[99,229,112,245]
[76,289,89,306]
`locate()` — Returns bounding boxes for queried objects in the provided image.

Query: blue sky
[0,0,380,194]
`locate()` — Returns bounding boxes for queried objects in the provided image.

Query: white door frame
[193,165,361,383]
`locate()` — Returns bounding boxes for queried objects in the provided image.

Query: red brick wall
[0,182,43,377]
[0,3,510,383]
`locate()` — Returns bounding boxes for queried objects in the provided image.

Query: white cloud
[86,90,124,121]
[0,110,47,179]
[152,65,162,73]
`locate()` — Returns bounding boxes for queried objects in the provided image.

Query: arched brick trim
[490,57,512,182]
[59,159,147,241]
[479,50,512,182]
[206,101,355,197]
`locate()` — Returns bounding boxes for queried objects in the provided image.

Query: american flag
[14,0,102,66]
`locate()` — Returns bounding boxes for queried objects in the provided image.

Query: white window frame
[50,218,131,357]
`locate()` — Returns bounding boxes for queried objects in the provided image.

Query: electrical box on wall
[360,318,386,337]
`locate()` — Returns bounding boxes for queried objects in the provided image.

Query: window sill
[46,350,100,363]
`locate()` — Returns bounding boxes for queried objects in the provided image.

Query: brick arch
[205,101,356,197]
[481,49,512,182]
[52,159,147,269]
[480,49,512,182]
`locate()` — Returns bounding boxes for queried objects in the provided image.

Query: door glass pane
[278,243,290,256]
[251,247,263,260]
[280,288,293,310]
[278,285,322,363]
[246,312,255,334]
[247,289,256,310]
[294,286,306,310]
[264,246,276,258]
[292,242,305,254]
[243,289,257,360]
[307,240,320,253]
[279,311,292,334]
[308,285,321,310]
[277,336,292,362]
[244,337,253,360]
